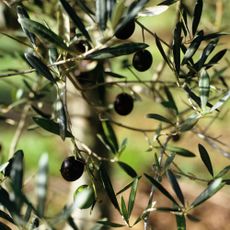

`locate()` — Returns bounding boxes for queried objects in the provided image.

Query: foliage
[0,0,229,229]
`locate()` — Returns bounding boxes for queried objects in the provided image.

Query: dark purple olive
[115,19,135,40]
[60,156,84,182]
[132,49,153,72]
[114,93,134,116]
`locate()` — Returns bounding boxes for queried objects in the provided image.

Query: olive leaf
[146,113,174,125]
[192,0,203,35]
[96,0,107,31]
[118,161,137,178]
[60,0,92,41]
[198,144,214,177]
[199,68,210,111]
[86,42,148,60]
[173,22,182,75]
[176,214,186,230]
[166,146,196,157]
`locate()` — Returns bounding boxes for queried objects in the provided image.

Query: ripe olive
[132,49,153,72]
[172,134,181,142]
[114,93,134,116]
[115,19,135,40]
[60,156,84,182]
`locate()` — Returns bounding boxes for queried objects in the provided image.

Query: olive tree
[0,0,229,230]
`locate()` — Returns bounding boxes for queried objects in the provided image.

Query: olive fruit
[132,49,153,72]
[114,93,134,116]
[115,19,135,40]
[74,185,95,209]
[172,134,181,142]
[60,156,84,182]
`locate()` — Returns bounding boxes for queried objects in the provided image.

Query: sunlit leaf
[198,144,214,177]
[96,0,107,30]
[216,165,230,178]
[138,5,169,17]
[190,178,225,208]
[24,52,56,83]
[37,153,49,217]
[33,117,73,138]
[199,68,210,111]
[86,43,148,60]
[18,18,68,50]
[210,90,230,112]
[192,0,203,35]
[128,177,138,218]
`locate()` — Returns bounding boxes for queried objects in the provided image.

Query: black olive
[132,49,153,72]
[114,93,134,116]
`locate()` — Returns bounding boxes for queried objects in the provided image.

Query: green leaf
[100,163,120,212]
[37,153,49,217]
[179,113,200,132]
[118,161,137,178]
[190,178,225,208]
[116,176,141,195]
[86,42,148,60]
[167,170,185,206]
[210,90,230,112]
[166,146,196,157]
[24,52,56,83]
[198,144,214,177]
[182,30,203,64]
[164,153,176,170]
[176,214,186,230]
[146,113,174,125]
[199,68,210,111]
[121,196,129,223]
[216,165,230,178]
[192,0,203,35]
[206,49,227,68]
[33,117,73,138]
[128,177,138,218]
[155,35,172,68]
[96,0,107,30]
[164,87,178,114]
[115,0,149,32]
[195,39,219,70]
[17,5,36,45]
[60,0,92,42]
[101,120,119,154]
[145,174,179,206]
[105,71,126,78]
[18,18,68,50]
[173,22,181,74]
[111,0,125,29]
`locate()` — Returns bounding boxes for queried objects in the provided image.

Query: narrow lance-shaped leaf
[17,5,36,45]
[37,153,49,217]
[86,42,148,60]
[102,120,119,154]
[128,177,139,218]
[96,0,107,31]
[121,196,129,224]
[146,113,174,125]
[179,113,200,132]
[206,49,227,69]
[60,0,92,42]
[155,35,173,68]
[164,87,178,114]
[182,30,203,64]
[145,174,179,206]
[100,163,120,212]
[198,144,214,177]
[176,214,186,230]
[192,0,203,35]
[118,161,137,178]
[33,117,73,138]
[107,0,116,19]
[0,210,14,225]
[76,0,94,16]
[166,146,196,157]
[167,170,185,206]
[18,18,68,50]
[0,222,12,230]
[173,22,181,75]
[190,178,224,208]
[24,52,56,83]
[194,39,219,70]
[210,90,230,112]
[96,219,125,228]
[199,68,210,111]
[216,165,230,178]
